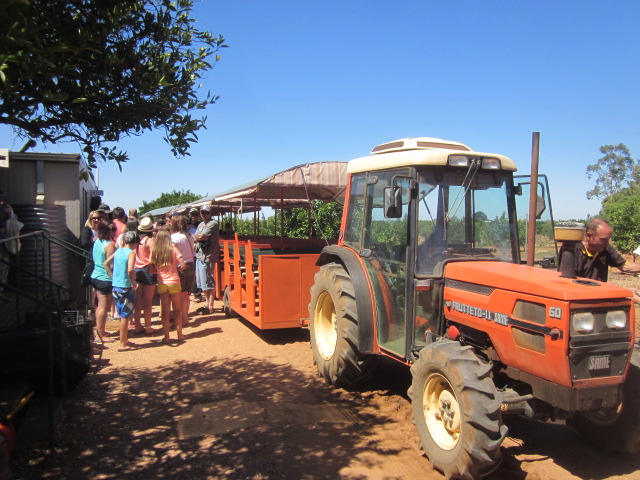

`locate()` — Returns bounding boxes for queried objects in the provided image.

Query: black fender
[317,245,375,353]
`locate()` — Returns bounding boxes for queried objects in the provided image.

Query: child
[104,230,140,351]
[151,228,186,343]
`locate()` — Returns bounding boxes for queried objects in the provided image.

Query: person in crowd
[97,203,112,221]
[171,215,195,327]
[194,205,219,315]
[569,218,640,282]
[111,207,127,238]
[154,218,167,236]
[80,211,102,251]
[189,208,200,234]
[104,231,140,351]
[90,220,117,341]
[133,216,157,334]
[188,207,203,302]
[221,221,235,237]
[151,228,186,343]
[0,200,23,303]
[80,210,103,311]
[128,208,138,220]
[115,218,139,249]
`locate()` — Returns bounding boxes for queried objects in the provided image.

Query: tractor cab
[339,137,525,359]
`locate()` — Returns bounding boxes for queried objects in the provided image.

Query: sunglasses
[91,217,100,220]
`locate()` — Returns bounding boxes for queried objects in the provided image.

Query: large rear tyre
[309,262,376,386]
[408,340,507,480]
[569,347,640,454]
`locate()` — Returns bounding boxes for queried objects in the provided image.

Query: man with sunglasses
[193,205,219,315]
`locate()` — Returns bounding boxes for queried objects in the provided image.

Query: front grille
[569,331,631,380]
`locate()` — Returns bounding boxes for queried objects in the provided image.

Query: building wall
[0,152,98,239]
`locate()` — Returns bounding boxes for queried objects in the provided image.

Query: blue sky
[2,0,639,220]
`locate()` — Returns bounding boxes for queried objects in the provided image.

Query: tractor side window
[343,173,366,250]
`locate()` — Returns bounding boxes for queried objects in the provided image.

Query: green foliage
[283,201,343,239]
[586,144,639,200]
[139,189,201,215]
[601,192,640,254]
[0,0,227,174]
[233,202,344,240]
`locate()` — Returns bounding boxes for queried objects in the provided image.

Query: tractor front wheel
[309,262,376,386]
[408,340,507,480]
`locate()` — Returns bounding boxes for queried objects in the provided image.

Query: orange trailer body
[220,236,327,329]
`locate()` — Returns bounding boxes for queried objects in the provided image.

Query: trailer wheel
[408,340,507,480]
[569,347,640,454]
[223,287,235,318]
[309,262,376,386]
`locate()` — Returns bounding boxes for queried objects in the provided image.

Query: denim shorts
[195,258,215,291]
[90,277,112,295]
[135,266,157,286]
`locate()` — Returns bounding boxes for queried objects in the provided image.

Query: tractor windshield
[416,168,517,276]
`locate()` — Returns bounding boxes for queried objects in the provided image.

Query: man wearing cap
[194,205,219,314]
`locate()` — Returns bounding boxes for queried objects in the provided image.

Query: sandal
[118,343,140,352]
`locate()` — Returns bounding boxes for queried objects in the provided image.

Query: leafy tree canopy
[0,0,226,175]
[601,194,640,254]
[139,189,201,215]
[586,144,639,200]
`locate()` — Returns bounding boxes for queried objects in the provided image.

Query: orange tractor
[308,137,640,479]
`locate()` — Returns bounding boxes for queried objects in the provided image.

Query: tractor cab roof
[347,137,517,174]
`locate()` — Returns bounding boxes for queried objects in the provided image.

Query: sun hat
[200,205,212,212]
[138,216,154,232]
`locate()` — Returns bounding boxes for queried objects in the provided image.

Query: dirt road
[10,299,640,480]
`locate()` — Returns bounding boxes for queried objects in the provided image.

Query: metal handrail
[0,228,90,448]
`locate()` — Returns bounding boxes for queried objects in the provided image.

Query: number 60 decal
[549,307,563,319]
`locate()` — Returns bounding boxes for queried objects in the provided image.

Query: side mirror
[384,186,402,218]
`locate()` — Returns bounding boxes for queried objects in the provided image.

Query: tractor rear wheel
[408,340,507,480]
[569,347,640,454]
[309,262,376,386]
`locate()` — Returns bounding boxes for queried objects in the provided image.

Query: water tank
[12,204,70,293]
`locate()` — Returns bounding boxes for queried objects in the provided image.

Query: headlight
[482,157,501,169]
[605,310,627,330]
[573,312,595,333]
[448,155,469,167]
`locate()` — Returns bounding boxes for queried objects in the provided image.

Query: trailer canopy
[213,161,348,206]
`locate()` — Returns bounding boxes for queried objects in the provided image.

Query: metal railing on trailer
[0,229,93,447]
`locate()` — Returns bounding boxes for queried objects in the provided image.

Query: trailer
[213,162,347,329]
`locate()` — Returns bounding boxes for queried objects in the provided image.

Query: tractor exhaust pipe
[527,132,540,267]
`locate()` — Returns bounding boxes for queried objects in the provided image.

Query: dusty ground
[7,269,640,480]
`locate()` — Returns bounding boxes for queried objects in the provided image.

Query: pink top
[135,236,153,269]
[156,247,182,285]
